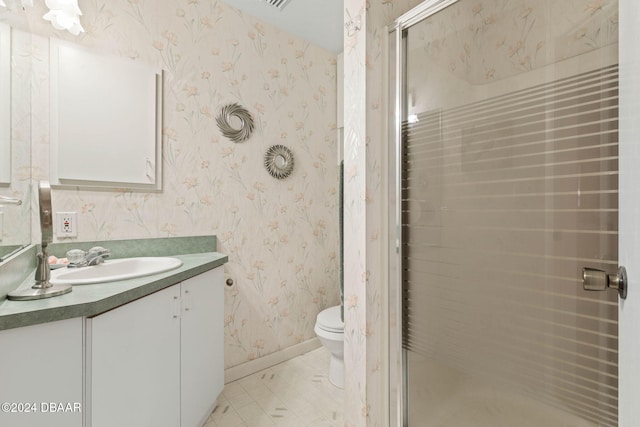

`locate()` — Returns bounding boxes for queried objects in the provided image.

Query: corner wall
[343,1,426,426]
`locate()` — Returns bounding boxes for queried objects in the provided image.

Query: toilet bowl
[314,305,345,388]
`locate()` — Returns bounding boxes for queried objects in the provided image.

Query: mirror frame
[264,144,294,180]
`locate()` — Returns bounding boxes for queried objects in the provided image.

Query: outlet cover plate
[55,212,77,238]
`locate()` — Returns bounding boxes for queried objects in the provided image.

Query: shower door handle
[582,266,628,299]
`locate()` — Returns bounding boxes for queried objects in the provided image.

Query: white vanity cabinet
[0,318,83,427]
[86,267,224,427]
[180,268,224,427]
[87,285,181,427]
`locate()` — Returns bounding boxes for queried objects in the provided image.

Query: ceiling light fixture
[42,0,84,35]
[0,0,84,35]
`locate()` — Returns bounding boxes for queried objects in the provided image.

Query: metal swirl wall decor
[216,103,255,143]
[264,145,294,179]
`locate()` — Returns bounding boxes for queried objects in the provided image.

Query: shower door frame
[388,1,640,426]
[388,4,461,427]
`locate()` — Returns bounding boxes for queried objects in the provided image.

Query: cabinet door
[50,39,162,190]
[181,267,224,427]
[87,285,181,427]
[0,318,83,427]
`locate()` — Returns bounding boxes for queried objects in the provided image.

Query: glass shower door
[397,0,619,425]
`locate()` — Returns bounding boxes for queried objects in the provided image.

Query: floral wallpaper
[410,0,617,86]
[406,0,618,114]
[343,0,618,426]
[6,0,339,370]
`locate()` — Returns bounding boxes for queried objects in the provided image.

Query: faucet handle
[66,247,111,267]
[87,247,110,265]
[66,249,86,264]
[89,246,110,258]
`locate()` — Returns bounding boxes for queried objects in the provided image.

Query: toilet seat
[316,306,344,333]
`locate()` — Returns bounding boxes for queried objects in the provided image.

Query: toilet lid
[317,306,344,333]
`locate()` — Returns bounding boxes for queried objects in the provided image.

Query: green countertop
[0,252,228,331]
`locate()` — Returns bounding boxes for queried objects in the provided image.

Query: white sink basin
[49,257,184,285]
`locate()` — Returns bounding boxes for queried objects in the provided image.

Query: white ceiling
[222,0,343,54]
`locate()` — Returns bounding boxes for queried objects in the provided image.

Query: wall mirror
[0,8,32,259]
[0,3,164,260]
[216,103,255,143]
[264,145,294,180]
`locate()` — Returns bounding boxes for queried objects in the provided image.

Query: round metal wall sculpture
[264,145,294,179]
[216,103,255,143]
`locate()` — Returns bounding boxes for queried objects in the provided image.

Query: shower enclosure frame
[387,0,640,426]
[388,3,460,427]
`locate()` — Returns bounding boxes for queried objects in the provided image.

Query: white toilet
[314,305,345,388]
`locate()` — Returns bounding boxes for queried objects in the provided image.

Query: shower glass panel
[398,0,619,425]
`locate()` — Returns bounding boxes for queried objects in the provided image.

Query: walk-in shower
[389,0,620,425]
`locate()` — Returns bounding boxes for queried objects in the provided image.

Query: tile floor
[204,348,344,427]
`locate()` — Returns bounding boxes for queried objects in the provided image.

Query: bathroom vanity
[0,237,227,427]
[88,267,223,427]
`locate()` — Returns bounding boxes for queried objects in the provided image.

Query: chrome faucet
[67,246,111,267]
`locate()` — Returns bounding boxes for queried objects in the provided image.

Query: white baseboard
[224,337,321,384]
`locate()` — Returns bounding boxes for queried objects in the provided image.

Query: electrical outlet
[56,212,77,237]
